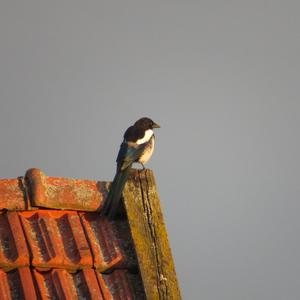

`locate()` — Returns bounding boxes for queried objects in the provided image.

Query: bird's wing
[116,140,149,171]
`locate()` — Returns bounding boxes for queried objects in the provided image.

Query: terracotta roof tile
[33,268,104,299]
[97,270,137,300]
[0,178,26,210]
[25,168,109,211]
[0,168,151,299]
[0,267,37,299]
[20,211,93,271]
[0,212,29,271]
[0,168,108,211]
[79,213,130,272]
[0,267,140,299]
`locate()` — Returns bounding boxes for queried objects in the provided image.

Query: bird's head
[134,117,160,130]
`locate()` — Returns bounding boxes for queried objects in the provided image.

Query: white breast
[138,136,155,164]
[136,129,154,145]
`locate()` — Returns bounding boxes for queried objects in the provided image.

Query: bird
[102,117,160,218]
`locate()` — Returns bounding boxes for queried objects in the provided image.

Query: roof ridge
[0,168,110,211]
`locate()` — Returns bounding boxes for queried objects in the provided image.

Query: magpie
[102,117,160,218]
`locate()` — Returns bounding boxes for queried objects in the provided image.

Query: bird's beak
[152,122,160,128]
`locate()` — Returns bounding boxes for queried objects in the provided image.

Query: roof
[0,168,181,299]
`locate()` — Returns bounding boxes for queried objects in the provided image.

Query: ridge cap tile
[25,168,109,211]
[0,168,110,211]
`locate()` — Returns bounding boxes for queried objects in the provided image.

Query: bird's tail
[102,167,131,218]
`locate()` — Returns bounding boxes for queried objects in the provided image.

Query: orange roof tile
[0,168,145,299]
[0,178,26,210]
[0,268,141,299]
[0,168,108,211]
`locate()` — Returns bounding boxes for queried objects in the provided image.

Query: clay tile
[0,177,27,210]
[25,168,108,211]
[0,267,37,300]
[80,213,126,272]
[0,269,11,299]
[19,210,93,271]
[33,269,103,299]
[0,212,29,271]
[97,270,135,300]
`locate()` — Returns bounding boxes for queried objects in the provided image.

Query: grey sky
[1,1,300,299]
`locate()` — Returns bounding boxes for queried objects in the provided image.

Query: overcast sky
[1,1,300,299]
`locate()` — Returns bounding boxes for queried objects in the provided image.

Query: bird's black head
[134,117,160,130]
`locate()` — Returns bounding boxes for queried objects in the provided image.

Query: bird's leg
[141,163,145,170]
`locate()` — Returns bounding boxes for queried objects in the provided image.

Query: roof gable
[0,168,181,299]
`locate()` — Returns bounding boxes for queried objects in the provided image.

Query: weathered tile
[0,212,29,271]
[20,211,93,271]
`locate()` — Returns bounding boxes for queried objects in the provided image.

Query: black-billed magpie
[102,117,160,218]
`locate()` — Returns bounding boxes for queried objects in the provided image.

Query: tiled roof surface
[0,169,145,299]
